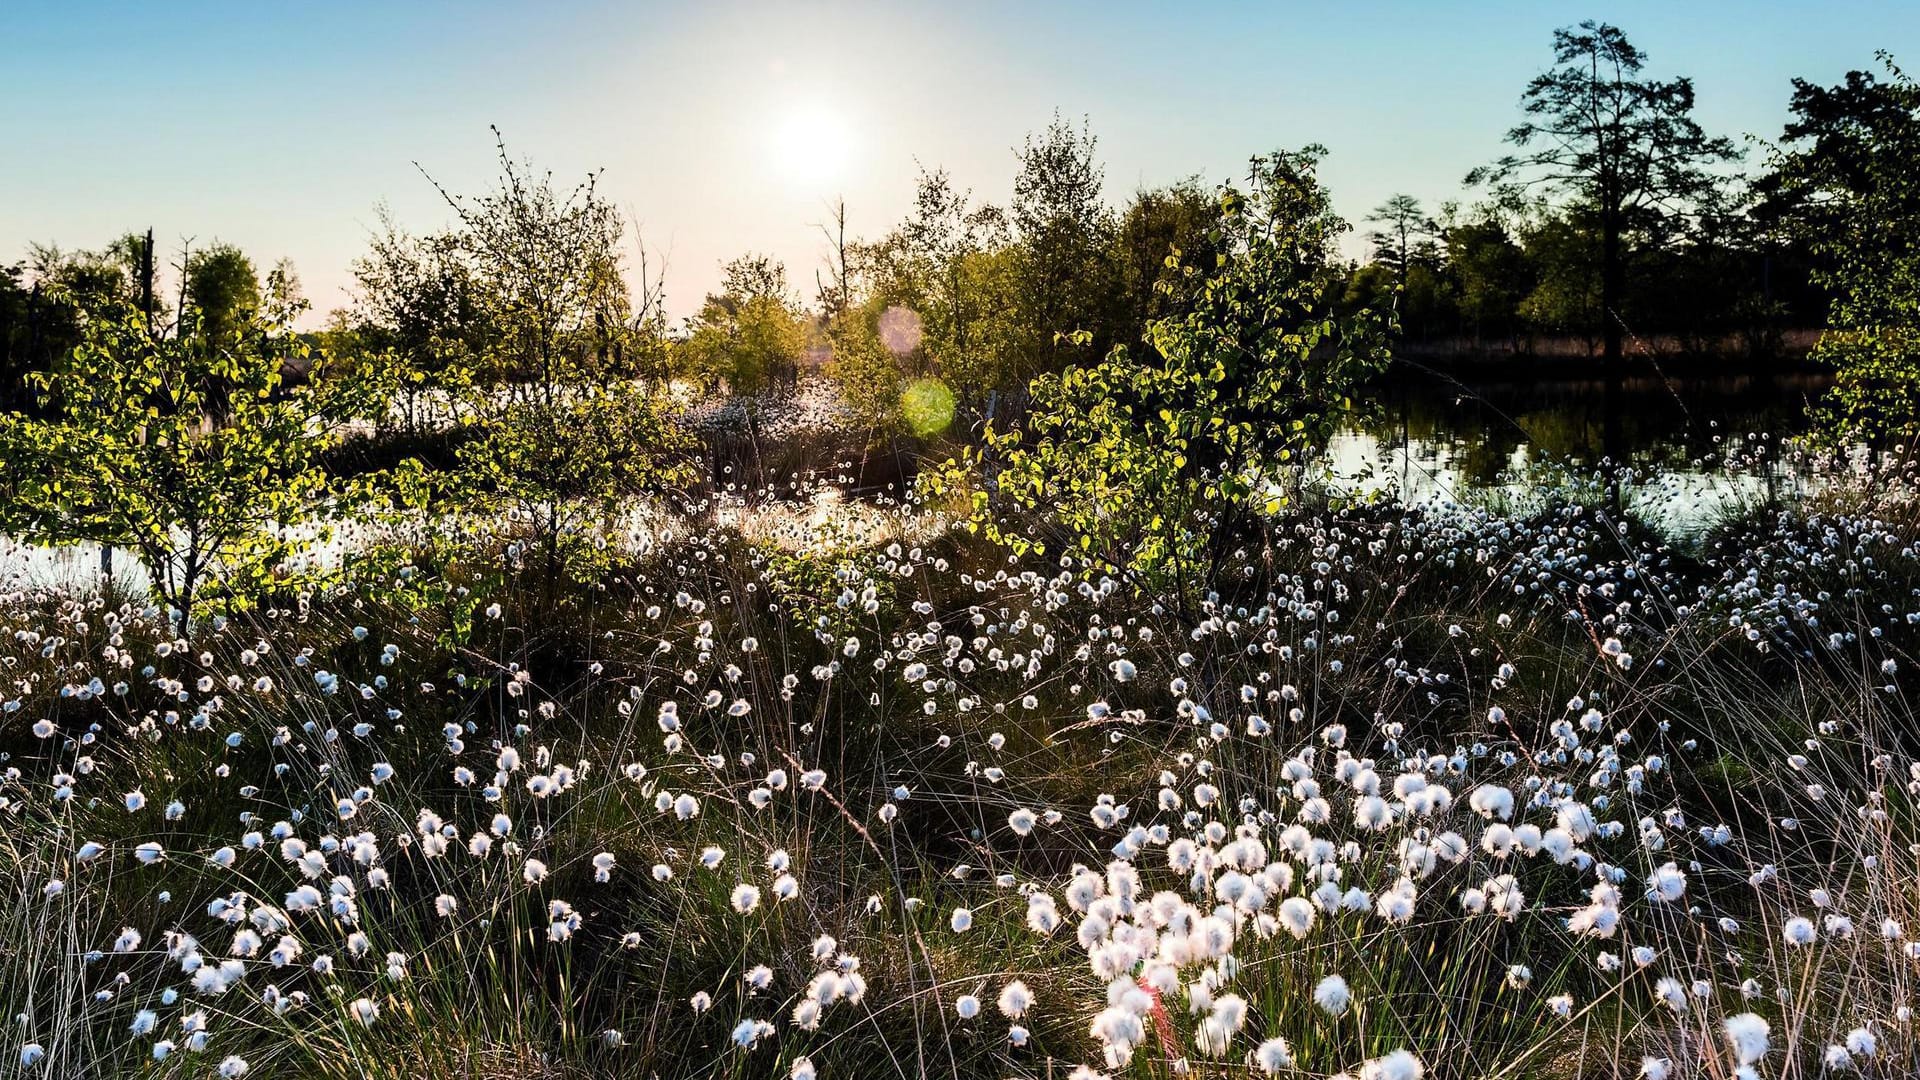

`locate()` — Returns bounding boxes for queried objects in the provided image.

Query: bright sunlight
[768,100,855,188]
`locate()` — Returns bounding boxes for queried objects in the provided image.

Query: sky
[4,1,1916,324]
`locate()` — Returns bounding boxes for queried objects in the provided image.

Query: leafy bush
[0,291,373,623]
[945,148,1391,590]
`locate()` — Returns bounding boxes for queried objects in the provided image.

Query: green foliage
[822,297,906,433]
[859,169,1021,417]
[349,210,491,439]
[183,242,261,347]
[1010,113,1120,368]
[0,292,369,621]
[1469,21,1739,365]
[1516,210,1604,349]
[946,148,1393,586]
[1773,56,1920,445]
[385,136,695,598]
[455,379,693,574]
[455,151,632,389]
[1441,212,1535,347]
[1113,176,1225,328]
[0,239,157,410]
[676,256,810,398]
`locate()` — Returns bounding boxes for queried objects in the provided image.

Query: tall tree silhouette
[1469,21,1737,467]
[1366,194,1437,279]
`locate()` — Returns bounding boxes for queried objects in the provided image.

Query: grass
[2,480,1919,1079]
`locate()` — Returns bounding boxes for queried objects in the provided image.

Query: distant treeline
[3,23,1917,435]
[1338,203,1824,365]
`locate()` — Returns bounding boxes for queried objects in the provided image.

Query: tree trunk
[1601,193,1625,510]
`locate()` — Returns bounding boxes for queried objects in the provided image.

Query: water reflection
[0,370,1849,593]
[1331,369,1836,533]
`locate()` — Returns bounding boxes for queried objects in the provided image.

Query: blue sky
[4,1,1915,321]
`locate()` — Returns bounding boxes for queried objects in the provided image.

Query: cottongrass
[0,479,1918,1078]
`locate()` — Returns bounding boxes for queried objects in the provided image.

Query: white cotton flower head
[956,993,980,1019]
[1647,862,1687,902]
[1360,1049,1424,1080]
[950,907,973,933]
[1314,973,1351,1016]
[1254,1036,1292,1073]
[731,883,762,914]
[1195,992,1249,1057]
[729,1019,772,1048]
[1278,896,1315,938]
[997,979,1033,1018]
[1724,1012,1770,1066]
[1468,784,1514,820]
[349,997,380,1028]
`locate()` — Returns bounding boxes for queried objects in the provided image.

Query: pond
[1330,366,1840,536]
[0,367,1851,596]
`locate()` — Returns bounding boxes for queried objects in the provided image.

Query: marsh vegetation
[4,21,1920,1080]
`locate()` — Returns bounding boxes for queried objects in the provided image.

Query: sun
[769,102,854,189]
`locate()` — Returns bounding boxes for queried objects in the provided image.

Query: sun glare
[770,102,854,189]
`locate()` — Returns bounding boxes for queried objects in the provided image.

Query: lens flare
[901,377,955,437]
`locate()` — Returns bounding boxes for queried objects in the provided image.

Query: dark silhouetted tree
[1469,21,1738,463]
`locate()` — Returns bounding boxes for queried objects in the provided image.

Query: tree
[946,148,1391,591]
[1469,22,1738,460]
[415,132,692,601]
[1769,56,1920,448]
[677,255,810,399]
[1517,208,1605,353]
[1755,58,1920,250]
[1366,194,1439,278]
[1010,113,1119,374]
[719,252,793,307]
[184,242,261,347]
[823,296,906,434]
[0,285,365,624]
[861,167,1018,420]
[0,263,59,412]
[813,197,856,317]
[428,131,634,396]
[350,208,493,440]
[1112,178,1225,330]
